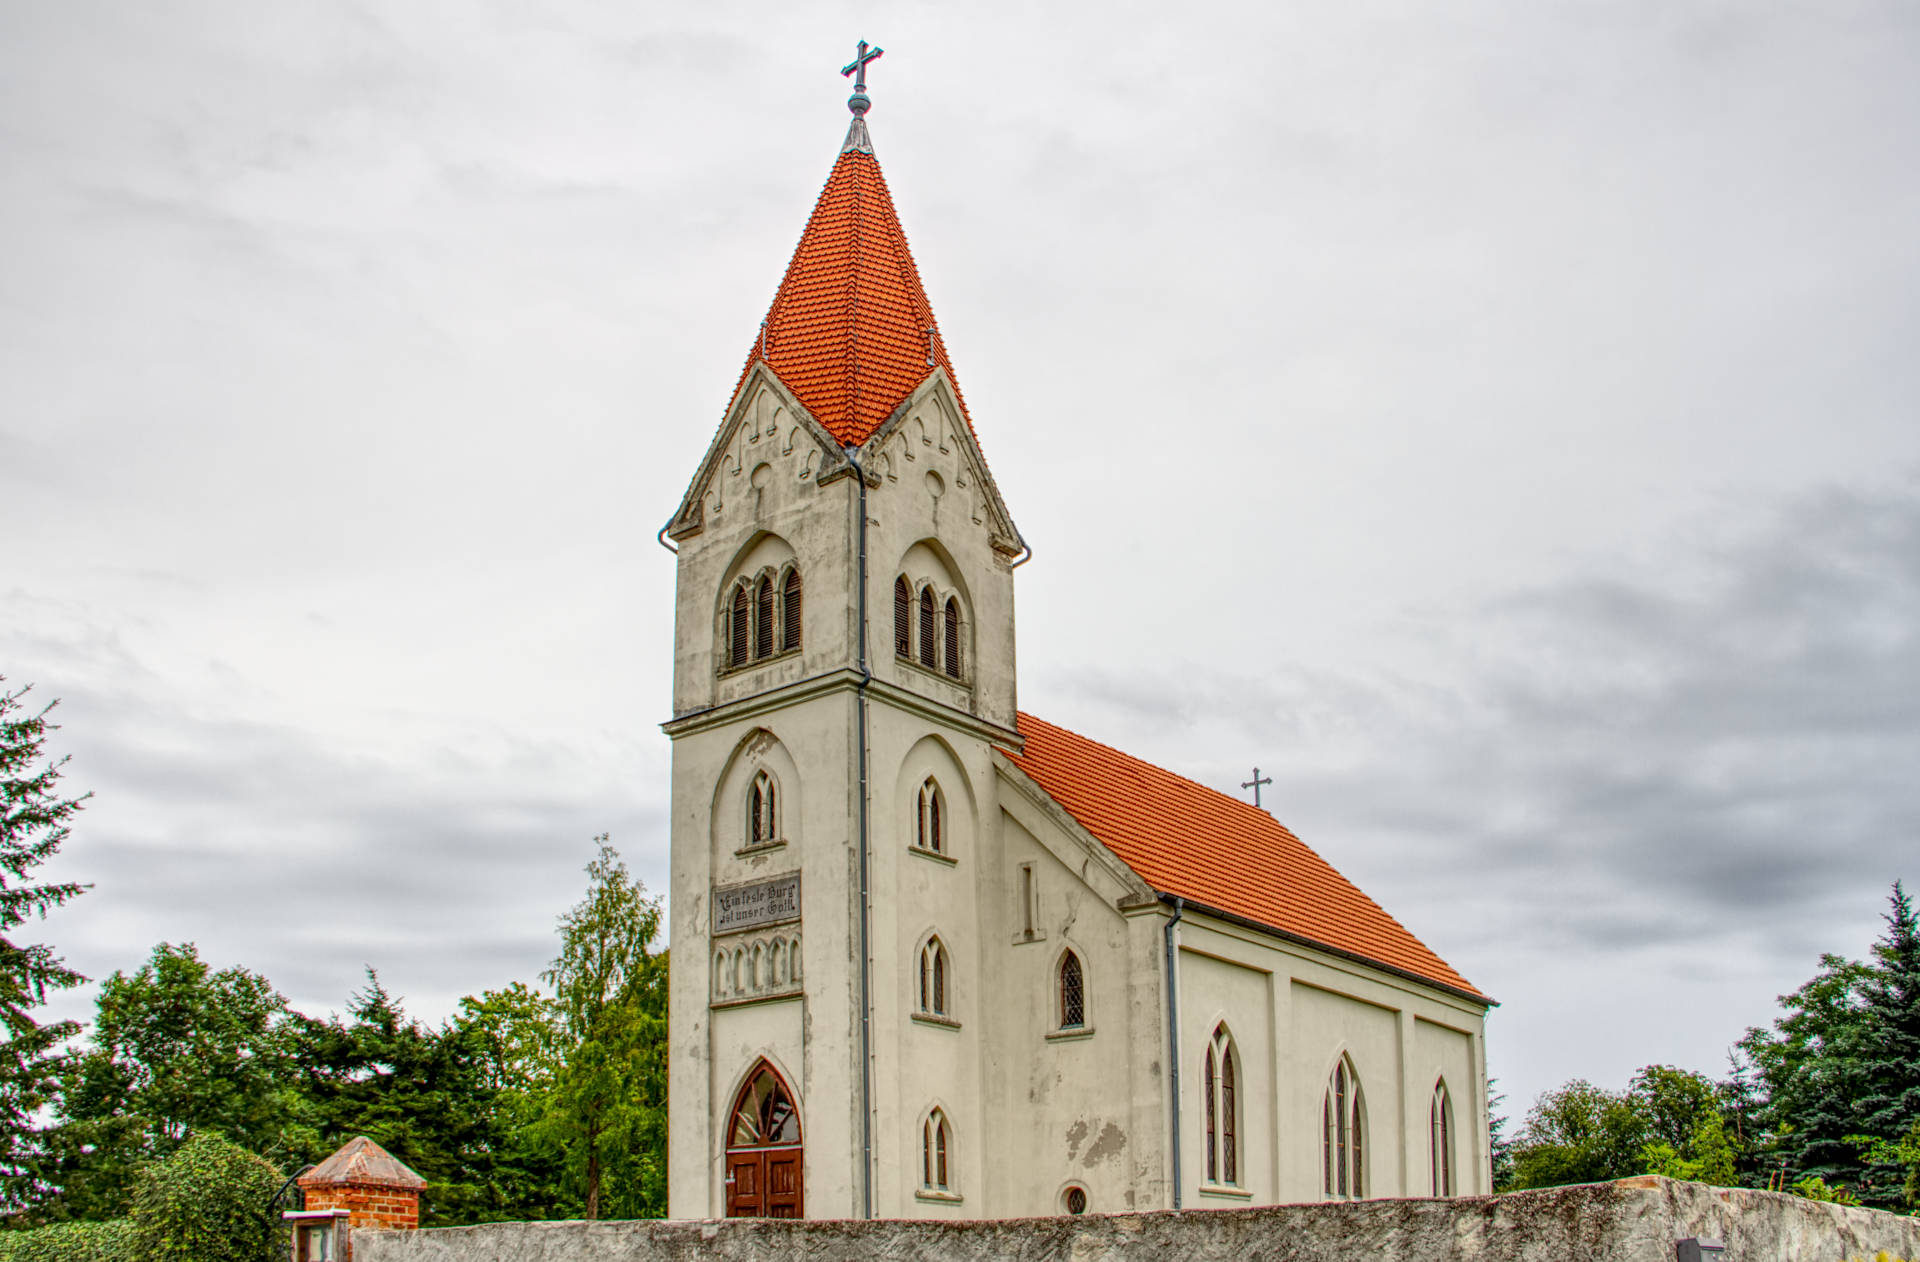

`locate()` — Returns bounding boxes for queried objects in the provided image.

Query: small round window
[1064,1185,1087,1215]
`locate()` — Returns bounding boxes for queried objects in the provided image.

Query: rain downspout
[1164,894,1185,1209]
[847,449,875,1219]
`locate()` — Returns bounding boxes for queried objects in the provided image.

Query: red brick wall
[301,1181,420,1232]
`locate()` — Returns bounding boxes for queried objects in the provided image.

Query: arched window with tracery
[1324,1055,1365,1199]
[1430,1081,1454,1197]
[921,1108,952,1191]
[748,771,778,847]
[943,597,962,678]
[754,575,775,660]
[781,567,802,652]
[1202,1024,1239,1185]
[916,777,944,854]
[729,585,750,668]
[894,576,912,658]
[917,587,937,669]
[1058,951,1084,1029]
[918,936,948,1017]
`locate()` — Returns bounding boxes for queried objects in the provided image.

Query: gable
[1005,712,1489,1004]
[667,365,847,540]
[862,372,1022,557]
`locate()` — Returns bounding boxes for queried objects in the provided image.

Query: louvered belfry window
[894,576,912,657]
[781,568,802,652]
[943,598,962,678]
[729,586,750,668]
[754,576,775,660]
[918,588,937,668]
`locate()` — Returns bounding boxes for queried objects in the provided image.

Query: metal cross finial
[842,40,884,116]
[1242,767,1273,809]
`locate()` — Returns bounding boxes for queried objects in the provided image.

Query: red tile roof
[731,143,971,447]
[1008,713,1487,1003]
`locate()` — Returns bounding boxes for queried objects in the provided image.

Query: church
[662,49,1492,1221]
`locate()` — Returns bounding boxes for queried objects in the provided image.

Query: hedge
[0,1219,136,1262]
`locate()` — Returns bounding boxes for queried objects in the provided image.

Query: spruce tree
[0,678,89,1214]
[1853,882,1920,1207]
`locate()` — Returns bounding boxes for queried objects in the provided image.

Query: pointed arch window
[1058,951,1084,1030]
[754,575,775,660]
[729,585,751,668]
[942,597,962,678]
[918,936,949,1017]
[1430,1081,1454,1197]
[781,567,802,652]
[894,576,913,658]
[1324,1056,1365,1199]
[921,1108,952,1191]
[748,771,778,847]
[917,587,937,669]
[916,778,945,855]
[1203,1024,1239,1185]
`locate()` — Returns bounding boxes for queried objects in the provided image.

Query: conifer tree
[0,678,89,1214]
[1852,882,1920,1205]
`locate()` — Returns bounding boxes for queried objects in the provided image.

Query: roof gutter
[1162,894,1184,1210]
[1163,894,1496,1009]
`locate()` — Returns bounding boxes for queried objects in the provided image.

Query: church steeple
[725,84,975,450]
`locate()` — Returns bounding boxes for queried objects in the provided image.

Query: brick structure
[292,1136,425,1257]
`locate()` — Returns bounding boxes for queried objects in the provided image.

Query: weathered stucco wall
[359,1178,1920,1262]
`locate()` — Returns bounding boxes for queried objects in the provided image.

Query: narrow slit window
[1431,1082,1454,1197]
[781,567,802,651]
[1020,865,1035,938]
[894,576,912,657]
[918,587,937,668]
[1204,1047,1218,1183]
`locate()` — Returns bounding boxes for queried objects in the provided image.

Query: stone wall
[358,1177,1920,1262]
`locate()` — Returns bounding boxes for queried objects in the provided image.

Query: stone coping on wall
[358,1177,1920,1262]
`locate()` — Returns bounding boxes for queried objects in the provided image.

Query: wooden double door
[725,1143,803,1218]
[725,1061,803,1218]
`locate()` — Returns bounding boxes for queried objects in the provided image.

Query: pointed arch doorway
[725,1060,803,1217]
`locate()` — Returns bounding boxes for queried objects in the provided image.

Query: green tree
[536,837,667,1220]
[285,973,507,1226]
[0,679,89,1216]
[39,944,292,1220]
[1854,883,1920,1204]
[128,1133,280,1262]
[1509,1079,1649,1188]
[1740,883,1920,1208]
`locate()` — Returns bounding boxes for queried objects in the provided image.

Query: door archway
[725,1060,803,1217]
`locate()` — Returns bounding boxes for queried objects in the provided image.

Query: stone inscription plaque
[713,873,801,936]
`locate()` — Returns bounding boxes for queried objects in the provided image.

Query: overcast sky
[3,1,1917,1131]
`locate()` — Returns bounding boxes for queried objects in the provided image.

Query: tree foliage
[37,944,291,1222]
[1740,883,1920,1209]
[536,838,667,1220]
[0,679,89,1215]
[127,1133,280,1262]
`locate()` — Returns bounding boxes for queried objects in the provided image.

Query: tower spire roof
[729,79,972,448]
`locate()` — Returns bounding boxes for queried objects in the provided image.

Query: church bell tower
[661,46,1026,1220]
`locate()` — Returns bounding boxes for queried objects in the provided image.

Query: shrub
[129,1134,281,1262]
[0,1218,137,1262]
